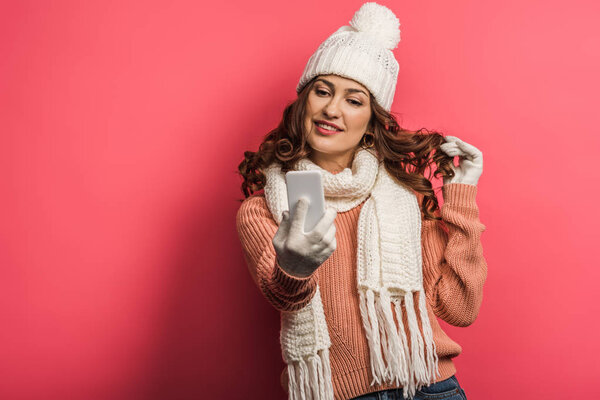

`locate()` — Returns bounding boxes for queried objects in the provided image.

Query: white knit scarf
[263,148,440,400]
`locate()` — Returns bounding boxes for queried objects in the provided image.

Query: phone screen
[285,171,326,233]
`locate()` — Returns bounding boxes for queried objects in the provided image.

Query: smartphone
[285,170,326,233]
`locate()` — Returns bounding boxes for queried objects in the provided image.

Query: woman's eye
[315,89,361,106]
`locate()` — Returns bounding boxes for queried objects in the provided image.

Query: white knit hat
[296,2,401,112]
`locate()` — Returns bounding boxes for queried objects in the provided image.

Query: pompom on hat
[296,2,401,112]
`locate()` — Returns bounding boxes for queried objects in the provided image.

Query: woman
[236,3,486,400]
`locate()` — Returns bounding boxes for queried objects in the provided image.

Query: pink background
[2,1,599,399]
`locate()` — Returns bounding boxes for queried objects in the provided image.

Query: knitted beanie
[296,2,401,112]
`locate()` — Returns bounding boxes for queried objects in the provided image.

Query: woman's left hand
[439,136,483,186]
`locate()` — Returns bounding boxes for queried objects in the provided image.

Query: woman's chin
[308,137,341,153]
[308,143,342,155]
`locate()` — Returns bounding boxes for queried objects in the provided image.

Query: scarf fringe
[287,348,334,400]
[418,287,441,384]
[375,290,405,386]
[358,289,387,385]
[392,296,412,395]
[359,288,440,399]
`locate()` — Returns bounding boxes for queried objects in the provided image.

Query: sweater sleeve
[235,195,318,312]
[420,183,488,327]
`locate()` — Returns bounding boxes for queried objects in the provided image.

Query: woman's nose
[323,101,341,118]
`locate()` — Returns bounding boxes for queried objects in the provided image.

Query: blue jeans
[350,375,467,400]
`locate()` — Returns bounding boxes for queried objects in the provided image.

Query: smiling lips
[315,121,343,135]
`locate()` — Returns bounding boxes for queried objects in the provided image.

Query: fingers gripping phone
[285,171,326,233]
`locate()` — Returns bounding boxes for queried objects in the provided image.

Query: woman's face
[304,74,372,171]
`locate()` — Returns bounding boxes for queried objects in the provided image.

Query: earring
[361,132,375,149]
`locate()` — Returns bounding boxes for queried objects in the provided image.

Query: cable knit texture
[236,181,487,400]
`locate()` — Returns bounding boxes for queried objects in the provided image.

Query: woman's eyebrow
[315,78,368,96]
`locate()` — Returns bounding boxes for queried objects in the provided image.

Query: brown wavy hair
[237,75,456,221]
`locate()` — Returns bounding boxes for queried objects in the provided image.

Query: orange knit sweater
[235,183,487,400]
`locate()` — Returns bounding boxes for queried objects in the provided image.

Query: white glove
[439,136,484,186]
[272,197,337,278]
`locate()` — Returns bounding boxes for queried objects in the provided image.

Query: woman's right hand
[272,197,337,278]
